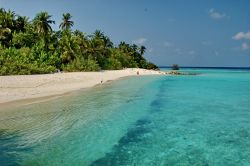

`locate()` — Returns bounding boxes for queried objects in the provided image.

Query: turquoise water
[1,68,250,166]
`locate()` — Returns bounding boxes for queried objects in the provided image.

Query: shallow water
[1,69,250,166]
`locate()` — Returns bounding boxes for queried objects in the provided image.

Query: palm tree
[0,9,15,28]
[15,15,29,32]
[33,12,55,50]
[103,36,113,48]
[59,13,74,31]
[33,12,55,37]
[132,44,138,52]
[59,31,76,63]
[73,29,84,37]
[73,30,88,53]
[93,30,104,39]
[119,41,126,47]
[119,41,130,52]
[0,9,15,46]
[0,8,5,13]
[139,45,146,55]
[91,30,105,52]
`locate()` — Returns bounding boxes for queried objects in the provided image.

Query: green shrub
[103,57,122,70]
[62,57,100,72]
[172,64,180,70]
[146,62,159,70]
[0,47,56,75]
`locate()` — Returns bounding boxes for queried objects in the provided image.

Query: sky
[1,0,250,67]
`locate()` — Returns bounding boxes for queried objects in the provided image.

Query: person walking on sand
[137,71,139,75]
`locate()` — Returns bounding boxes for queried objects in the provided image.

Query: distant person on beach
[137,71,139,75]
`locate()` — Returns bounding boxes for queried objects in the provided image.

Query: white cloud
[132,38,147,45]
[208,8,227,20]
[232,31,250,40]
[242,43,250,50]
[163,41,174,47]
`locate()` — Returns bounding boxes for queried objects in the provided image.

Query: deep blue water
[0,68,250,166]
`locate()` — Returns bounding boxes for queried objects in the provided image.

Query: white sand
[0,68,164,104]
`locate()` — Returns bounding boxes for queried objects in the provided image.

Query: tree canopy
[0,9,158,75]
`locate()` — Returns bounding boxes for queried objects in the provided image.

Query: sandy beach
[0,68,164,105]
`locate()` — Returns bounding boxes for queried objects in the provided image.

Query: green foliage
[62,57,100,72]
[0,8,158,75]
[172,64,180,70]
[103,57,122,70]
[0,47,56,75]
[12,30,38,48]
[146,62,159,70]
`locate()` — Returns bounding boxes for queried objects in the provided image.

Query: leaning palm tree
[33,12,55,37]
[59,13,74,31]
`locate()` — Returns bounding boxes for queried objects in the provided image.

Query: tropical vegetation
[0,8,158,75]
[172,64,180,70]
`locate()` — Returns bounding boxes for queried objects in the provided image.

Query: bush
[146,62,159,70]
[62,57,100,72]
[0,47,56,75]
[103,57,122,70]
[172,64,179,70]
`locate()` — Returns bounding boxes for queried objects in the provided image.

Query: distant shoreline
[0,68,165,108]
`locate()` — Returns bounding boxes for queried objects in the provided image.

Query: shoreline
[0,68,165,108]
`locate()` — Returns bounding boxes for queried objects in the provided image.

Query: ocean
[1,68,250,166]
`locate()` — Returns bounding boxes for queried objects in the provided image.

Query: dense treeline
[0,8,158,75]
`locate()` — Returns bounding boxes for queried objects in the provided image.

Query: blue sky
[1,0,250,67]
